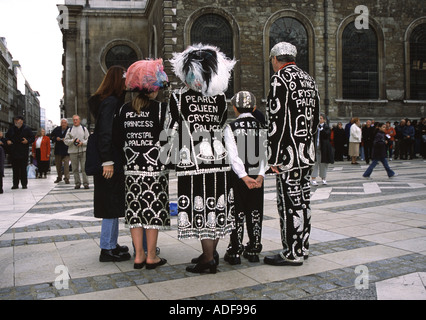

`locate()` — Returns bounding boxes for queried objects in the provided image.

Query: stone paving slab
[0,159,425,301]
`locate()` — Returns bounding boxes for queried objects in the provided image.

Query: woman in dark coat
[88,65,130,263]
[363,123,396,178]
[333,122,346,161]
[311,114,334,185]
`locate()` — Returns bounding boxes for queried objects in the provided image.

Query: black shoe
[11,186,18,190]
[84,185,89,189]
[22,186,27,189]
[186,259,217,274]
[54,178,62,183]
[243,251,260,263]
[224,252,241,265]
[133,261,146,269]
[263,254,303,266]
[146,257,167,270]
[191,250,219,265]
[74,184,81,189]
[99,249,131,262]
[115,244,129,253]
[0,189,3,194]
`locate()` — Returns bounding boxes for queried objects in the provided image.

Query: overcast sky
[0,0,65,125]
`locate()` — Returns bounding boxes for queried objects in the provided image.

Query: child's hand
[242,176,257,189]
[255,175,264,188]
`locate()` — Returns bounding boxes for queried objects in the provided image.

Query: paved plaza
[0,159,425,301]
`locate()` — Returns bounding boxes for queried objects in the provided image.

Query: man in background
[5,116,35,189]
[64,115,90,189]
[51,119,70,184]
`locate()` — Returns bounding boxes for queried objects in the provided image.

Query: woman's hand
[103,165,114,179]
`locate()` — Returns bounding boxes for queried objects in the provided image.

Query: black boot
[224,252,241,265]
[191,250,219,265]
[99,249,131,262]
[186,260,217,274]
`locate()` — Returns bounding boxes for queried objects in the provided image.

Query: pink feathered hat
[125,59,169,93]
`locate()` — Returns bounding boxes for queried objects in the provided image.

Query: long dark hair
[93,66,126,101]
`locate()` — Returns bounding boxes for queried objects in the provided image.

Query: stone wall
[163,0,426,122]
[61,0,426,124]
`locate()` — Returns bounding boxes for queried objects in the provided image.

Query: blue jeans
[363,158,395,178]
[100,218,119,250]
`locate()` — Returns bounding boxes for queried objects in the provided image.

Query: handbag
[85,130,103,176]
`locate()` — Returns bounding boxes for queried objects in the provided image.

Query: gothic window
[105,45,138,70]
[410,23,426,100]
[269,17,309,73]
[190,13,234,98]
[342,22,379,99]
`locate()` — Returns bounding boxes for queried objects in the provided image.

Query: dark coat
[5,124,35,160]
[362,125,375,145]
[402,125,415,141]
[316,123,334,164]
[0,144,4,177]
[51,126,69,156]
[267,63,320,172]
[88,94,125,219]
[372,131,387,160]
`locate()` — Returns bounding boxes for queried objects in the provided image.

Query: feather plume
[170,43,236,96]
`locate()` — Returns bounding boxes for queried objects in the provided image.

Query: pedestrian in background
[311,114,334,186]
[89,65,130,263]
[349,117,362,165]
[420,118,426,159]
[363,123,397,179]
[384,121,396,160]
[401,119,415,160]
[32,128,51,178]
[393,119,405,160]
[0,135,4,194]
[332,122,346,161]
[5,116,35,189]
[64,115,90,189]
[51,119,70,184]
[362,120,375,164]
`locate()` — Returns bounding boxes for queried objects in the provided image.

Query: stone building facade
[59,0,426,125]
[0,38,40,132]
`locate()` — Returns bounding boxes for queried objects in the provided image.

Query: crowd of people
[0,41,425,275]
[331,117,426,163]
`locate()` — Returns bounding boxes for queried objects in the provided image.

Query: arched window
[190,13,234,98]
[410,23,426,100]
[342,22,378,99]
[105,45,138,70]
[269,17,309,73]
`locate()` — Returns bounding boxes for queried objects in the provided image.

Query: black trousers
[12,158,28,187]
[401,138,414,159]
[227,172,264,257]
[364,141,373,163]
[35,149,49,175]
[275,167,312,262]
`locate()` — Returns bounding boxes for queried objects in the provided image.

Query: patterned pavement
[0,158,425,303]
